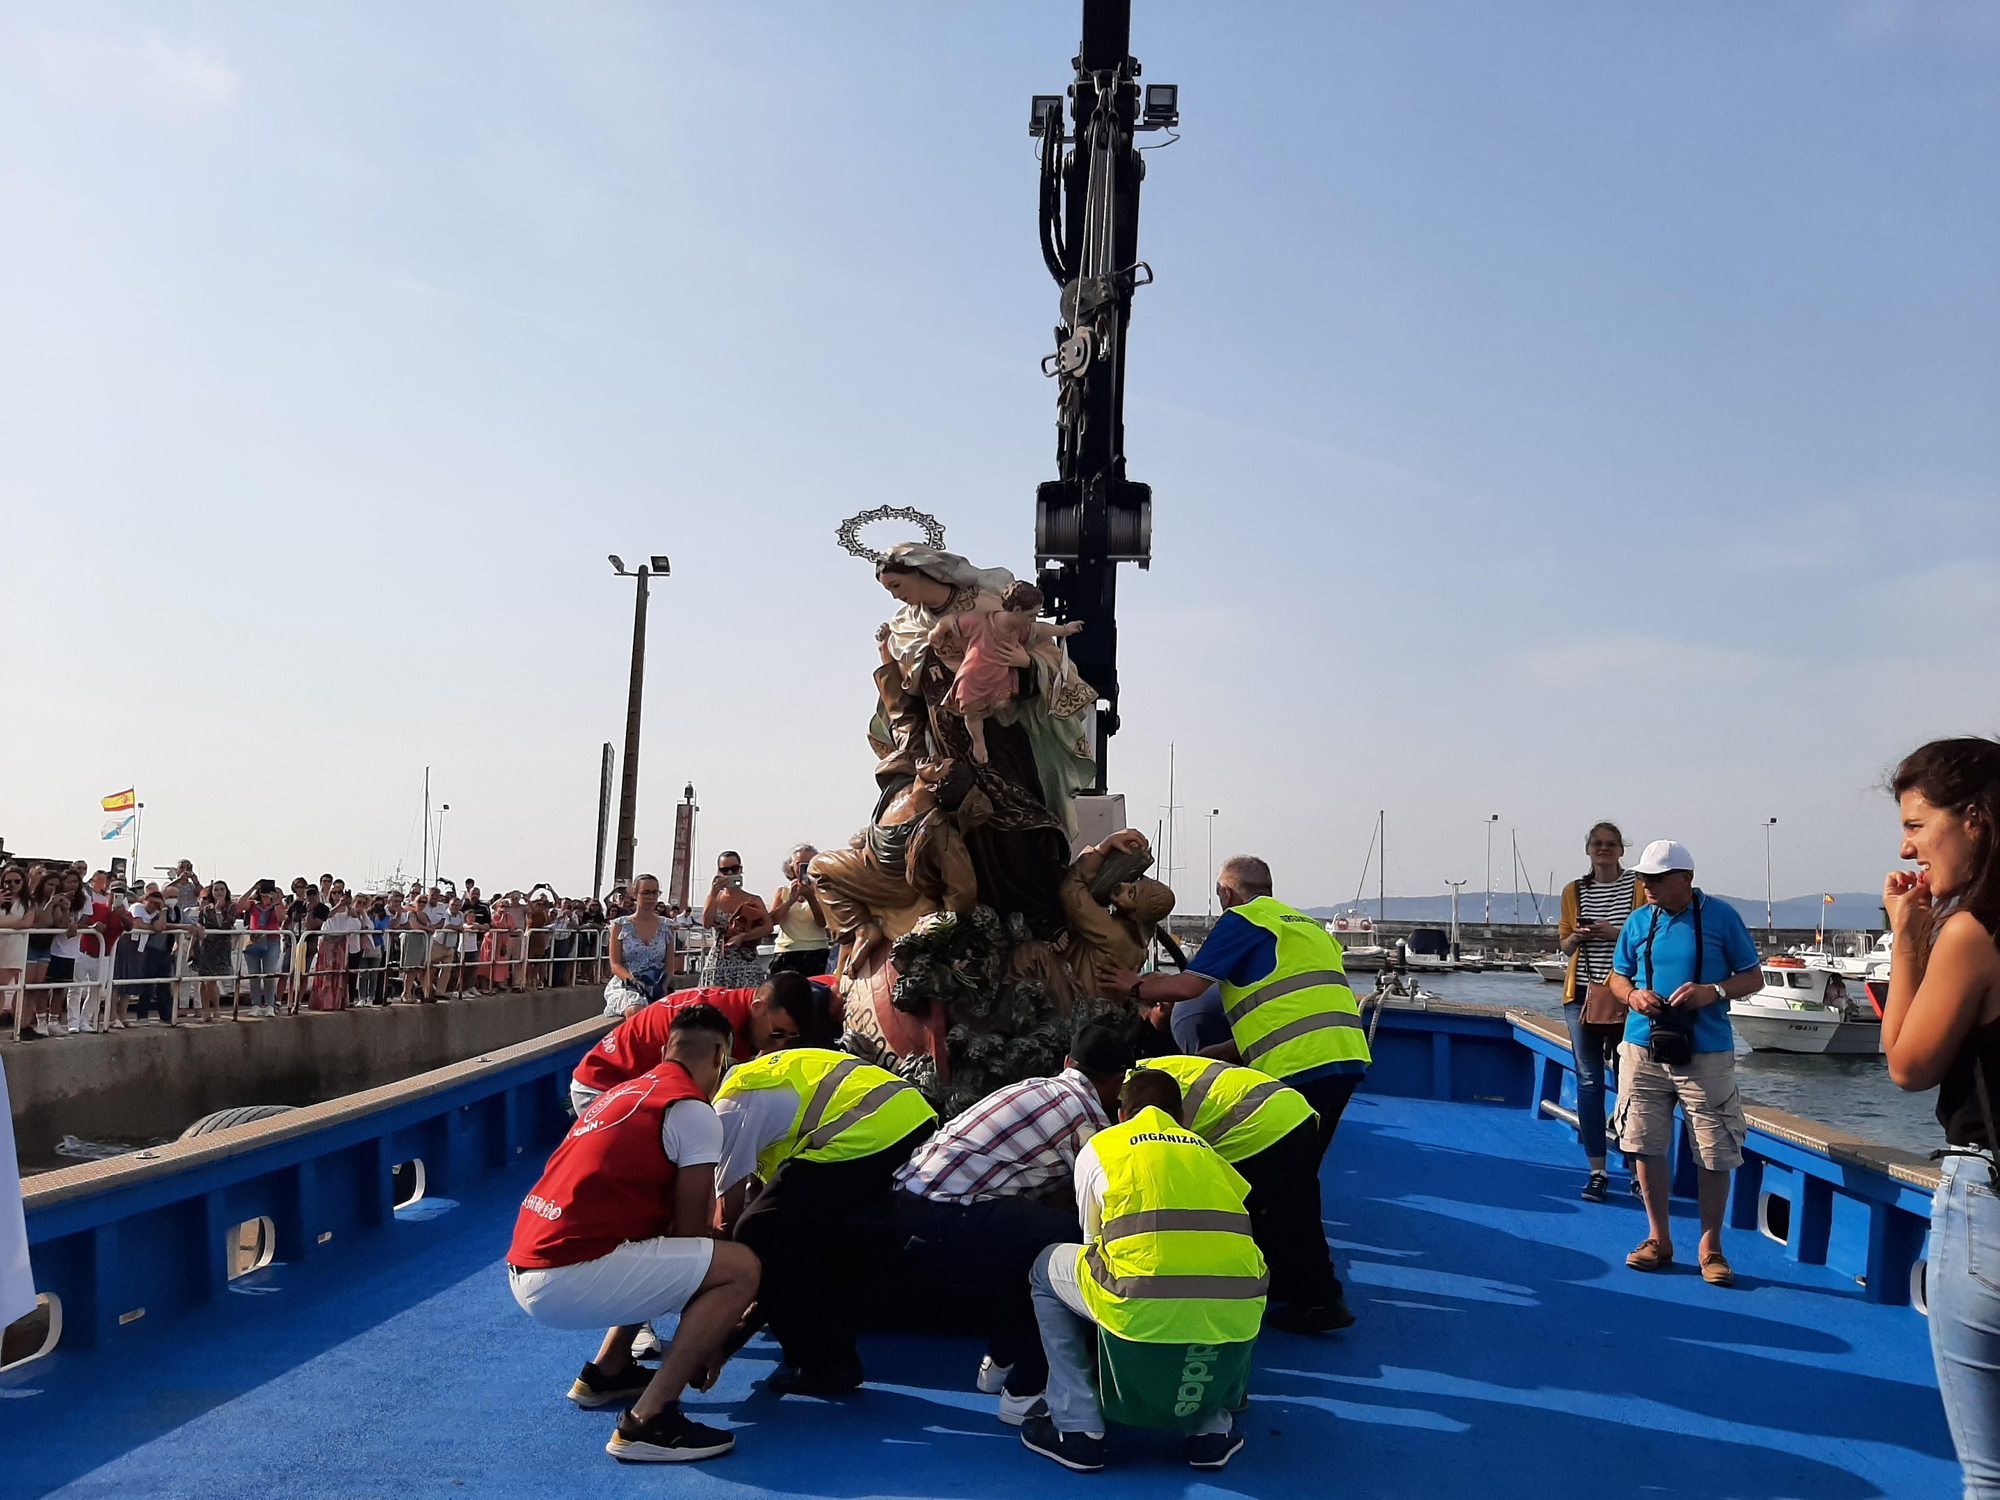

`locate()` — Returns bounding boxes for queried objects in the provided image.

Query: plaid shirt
[894,1068,1109,1205]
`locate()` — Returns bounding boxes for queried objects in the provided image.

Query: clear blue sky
[3,2,1995,909]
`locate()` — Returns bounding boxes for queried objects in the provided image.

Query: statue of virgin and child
[808,538,1175,1110]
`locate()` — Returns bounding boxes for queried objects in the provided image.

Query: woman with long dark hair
[1556,823,1648,1202]
[1883,737,2000,1497]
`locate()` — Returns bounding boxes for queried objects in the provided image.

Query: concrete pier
[5,986,608,1170]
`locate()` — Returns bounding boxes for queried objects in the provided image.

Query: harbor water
[1419,968,1941,1156]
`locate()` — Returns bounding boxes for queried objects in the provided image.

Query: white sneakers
[997,1391,1047,1427]
[976,1356,1012,1395]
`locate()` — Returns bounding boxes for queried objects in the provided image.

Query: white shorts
[509,1236,715,1330]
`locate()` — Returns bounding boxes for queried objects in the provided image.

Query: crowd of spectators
[0,844,835,1042]
[0,858,633,1040]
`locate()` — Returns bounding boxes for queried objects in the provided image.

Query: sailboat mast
[1377,809,1385,924]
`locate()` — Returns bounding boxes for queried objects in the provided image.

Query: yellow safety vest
[715,1047,936,1182]
[1075,1107,1268,1345]
[1133,1056,1316,1163]
[1215,897,1370,1080]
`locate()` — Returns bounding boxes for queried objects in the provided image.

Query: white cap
[1633,839,1694,876]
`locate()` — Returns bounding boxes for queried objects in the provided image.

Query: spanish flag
[101,788,135,813]
[1823,893,1836,905]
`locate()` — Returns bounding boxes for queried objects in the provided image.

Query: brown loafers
[1625,1238,1674,1272]
[1700,1250,1735,1286]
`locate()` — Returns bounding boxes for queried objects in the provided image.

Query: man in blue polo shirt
[1606,840,1763,1287]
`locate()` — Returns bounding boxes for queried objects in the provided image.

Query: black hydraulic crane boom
[1030,0,1177,795]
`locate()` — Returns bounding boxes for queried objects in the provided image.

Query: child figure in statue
[927,582,1081,765]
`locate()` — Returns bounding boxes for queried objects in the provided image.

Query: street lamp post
[1204,809,1219,920]
[1484,814,1500,926]
[434,804,450,888]
[608,554,670,888]
[1764,816,1778,933]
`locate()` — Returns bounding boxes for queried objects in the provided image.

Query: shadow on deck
[0,1093,1955,1499]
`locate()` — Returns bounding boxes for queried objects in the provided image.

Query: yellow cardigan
[1557,873,1649,1005]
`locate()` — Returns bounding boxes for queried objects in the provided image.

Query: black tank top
[1936,1013,2000,1149]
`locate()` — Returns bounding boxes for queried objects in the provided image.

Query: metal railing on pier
[1,920,614,1042]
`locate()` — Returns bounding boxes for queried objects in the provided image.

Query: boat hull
[1731,1007,1883,1055]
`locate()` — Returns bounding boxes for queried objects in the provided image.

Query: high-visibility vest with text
[1133,1055,1316,1163]
[715,1047,936,1182]
[1216,897,1370,1079]
[1075,1107,1268,1345]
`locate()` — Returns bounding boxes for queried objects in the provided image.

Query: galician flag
[101,788,136,813]
[101,815,135,840]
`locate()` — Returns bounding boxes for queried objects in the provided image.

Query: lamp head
[608,554,626,574]
[648,555,671,575]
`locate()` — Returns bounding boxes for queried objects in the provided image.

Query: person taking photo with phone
[700,851,772,989]
[767,845,831,978]
[1556,823,1648,1202]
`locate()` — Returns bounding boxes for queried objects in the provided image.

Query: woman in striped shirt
[1558,822,1647,1203]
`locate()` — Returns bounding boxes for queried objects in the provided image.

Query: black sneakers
[1020,1413,1105,1472]
[763,1361,864,1396]
[1581,1171,1610,1203]
[1186,1418,1246,1471]
[606,1405,736,1463]
[568,1359,655,1409]
[1267,1297,1356,1333]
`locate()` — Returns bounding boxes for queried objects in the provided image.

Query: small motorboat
[1532,958,1568,984]
[1730,955,1882,1055]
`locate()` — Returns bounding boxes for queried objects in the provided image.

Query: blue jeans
[1562,1000,1623,1164]
[1930,1154,2000,1498]
[1169,985,1232,1053]
[241,942,280,1007]
[1028,1245,1230,1437]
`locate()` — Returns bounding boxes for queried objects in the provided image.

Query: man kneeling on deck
[893,1024,1135,1423]
[1130,1055,1332,1330]
[567,973,824,1116]
[715,1046,938,1393]
[1020,1070,1267,1473]
[507,1004,760,1464]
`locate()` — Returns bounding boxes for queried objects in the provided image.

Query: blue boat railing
[17,1014,615,1353]
[12,998,1935,1373]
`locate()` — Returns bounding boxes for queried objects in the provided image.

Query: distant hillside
[1307,892,1884,931]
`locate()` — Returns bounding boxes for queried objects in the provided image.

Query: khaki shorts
[1612,1041,1747,1172]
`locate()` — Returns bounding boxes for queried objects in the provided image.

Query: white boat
[1339,945,1390,973]
[1402,929,1464,972]
[1532,958,1568,984]
[1730,957,1882,1055]
[1789,942,1871,979]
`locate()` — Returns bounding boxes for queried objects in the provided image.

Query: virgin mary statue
[865,543,1097,934]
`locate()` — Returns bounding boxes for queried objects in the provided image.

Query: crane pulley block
[1034,477,1151,567]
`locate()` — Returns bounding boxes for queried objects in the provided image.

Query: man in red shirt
[508,1003,759,1464]
[569,972,828,1115]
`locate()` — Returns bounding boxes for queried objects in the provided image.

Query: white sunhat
[1633,839,1695,876]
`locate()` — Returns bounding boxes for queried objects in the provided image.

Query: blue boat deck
[1,1086,1955,1499]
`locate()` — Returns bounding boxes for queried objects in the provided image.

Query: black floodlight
[1142,83,1178,129]
[1029,94,1064,138]
[607,554,626,573]
[648,555,671,574]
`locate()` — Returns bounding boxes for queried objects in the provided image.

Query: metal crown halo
[835,506,947,563]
